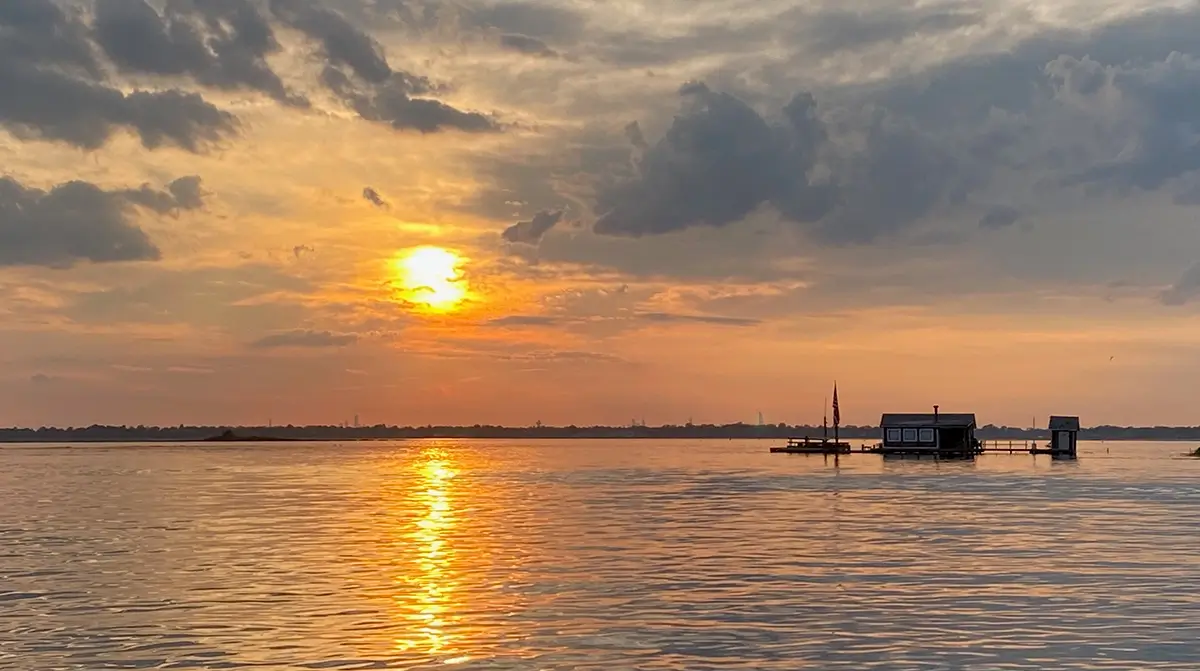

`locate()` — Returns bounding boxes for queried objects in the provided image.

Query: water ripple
[2,440,1199,669]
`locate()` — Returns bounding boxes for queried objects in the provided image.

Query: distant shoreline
[1,424,1198,443]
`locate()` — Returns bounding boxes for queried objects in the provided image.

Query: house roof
[1048,416,1080,431]
[880,413,977,428]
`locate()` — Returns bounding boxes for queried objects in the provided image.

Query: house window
[903,428,918,442]
[919,428,935,443]
[886,428,902,443]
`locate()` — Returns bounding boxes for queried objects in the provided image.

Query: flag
[832,383,840,427]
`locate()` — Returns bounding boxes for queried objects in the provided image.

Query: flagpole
[833,382,840,445]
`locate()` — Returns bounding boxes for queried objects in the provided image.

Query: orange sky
[3,0,1200,427]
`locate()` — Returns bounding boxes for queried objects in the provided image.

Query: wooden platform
[770,438,852,454]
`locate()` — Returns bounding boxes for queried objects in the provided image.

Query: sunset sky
[3,0,1200,428]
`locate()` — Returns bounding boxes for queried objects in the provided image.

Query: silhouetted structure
[1047,416,1080,457]
[878,408,979,458]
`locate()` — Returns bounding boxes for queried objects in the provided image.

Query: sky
[3,0,1200,428]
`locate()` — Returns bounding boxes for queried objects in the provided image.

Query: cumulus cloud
[249,329,358,348]
[499,33,558,58]
[591,83,969,243]
[0,65,237,152]
[271,0,497,133]
[0,0,238,151]
[502,208,562,244]
[0,0,101,76]
[594,83,829,238]
[583,5,1200,249]
[91,0,306,106]
[1053,52,1200,194]
[0,175,205,268]
[1160,263,1200,306]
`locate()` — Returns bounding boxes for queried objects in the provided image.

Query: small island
[202,429,298,442]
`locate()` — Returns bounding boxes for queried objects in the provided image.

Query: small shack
[880,408,979,457]
[1048,416,1080,457]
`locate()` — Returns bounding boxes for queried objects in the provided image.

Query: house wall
[881,425,940,448]
[1053,430,1077,453]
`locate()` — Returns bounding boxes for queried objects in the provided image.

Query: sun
[391,246,469,313]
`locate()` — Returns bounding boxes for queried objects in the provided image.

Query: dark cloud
[0,0,101,76]
[587,5,1200,247]
[870,6,1200,154]
[270,0,391,83]
[0,176,204,268]
[582,2,983,69]
[91,0,307,106]
[1160,263,1200,306]
[459,2,587,42]
[249,329,359,348]
[273,0,497,133]
[362,186,388,208]
[501,208,562,244]
[1054,53,1200,194]
[818,109,970,244]
[594,83,964,244]
[801,6,984,54]
[0,64,237,151]
[979,205,1021,229]
[321,64,498,133]
[594,83,825,237]
[499,33,558,58]
[0,0,238,151]
[167,175,206,209]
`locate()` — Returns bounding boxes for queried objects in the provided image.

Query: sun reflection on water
[395,448,469,663]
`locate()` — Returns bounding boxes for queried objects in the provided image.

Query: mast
[823,396,828,439]
[832,382,841,445]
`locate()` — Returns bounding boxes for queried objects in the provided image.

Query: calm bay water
[2,439,1199,670]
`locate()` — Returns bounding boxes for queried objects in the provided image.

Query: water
[2,439,1199,670]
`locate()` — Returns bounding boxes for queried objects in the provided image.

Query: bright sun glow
[392,246,469,313]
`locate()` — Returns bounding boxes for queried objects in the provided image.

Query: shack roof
[1048,416,1080,431]
[880,413,977,428]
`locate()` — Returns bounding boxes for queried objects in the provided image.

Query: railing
[980,439,1039,453]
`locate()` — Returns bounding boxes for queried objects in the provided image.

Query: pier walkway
[772,439,1076,458]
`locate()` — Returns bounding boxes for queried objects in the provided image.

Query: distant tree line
[1,422,1198,442]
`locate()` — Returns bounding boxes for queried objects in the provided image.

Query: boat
[769,436,852,454]
[770,382,851,454]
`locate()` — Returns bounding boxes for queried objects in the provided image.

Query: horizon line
[3,422,1199,431]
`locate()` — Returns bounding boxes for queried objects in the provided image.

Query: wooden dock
[769,437,853,454]
[982,439,1076,457]
[771,439,1078,459]
[980,439,1035,454]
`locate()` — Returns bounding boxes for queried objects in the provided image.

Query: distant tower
[757,411,764,426]
[354,414,360,428]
